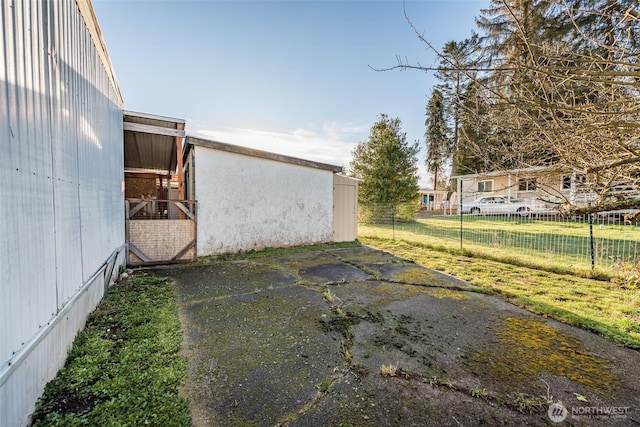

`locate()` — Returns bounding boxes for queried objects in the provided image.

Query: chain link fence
[359,203,640,272]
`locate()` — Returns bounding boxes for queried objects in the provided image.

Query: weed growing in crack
[471,388,492,400]
[506,392,551,414]
[316,376,332,393]
[323,288,335,304]
[323,287,347,318]
[341,339,352,365]
[427,376,456,390]
[296,278,312,286]
[380,364,398,377]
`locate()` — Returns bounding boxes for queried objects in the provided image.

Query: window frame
[477,180,493,193]
[562,174,586,190]
[518,178,537,191]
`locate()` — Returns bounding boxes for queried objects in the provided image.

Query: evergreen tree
[475,0,563,168]
[455,80,493,175]
[434,36,481,178]
[425,89,451,190]
[350,114,420,205]
[565,0,640,56]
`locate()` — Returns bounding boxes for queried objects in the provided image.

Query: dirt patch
[157,246,640,426]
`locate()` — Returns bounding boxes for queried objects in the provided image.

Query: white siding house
[453,167,593,205]
[185,137,344,255]
[0,1,126,425]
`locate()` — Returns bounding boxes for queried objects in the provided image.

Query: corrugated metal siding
[1,0,125,424]
[1,0,58,365]
[0,258,124,425]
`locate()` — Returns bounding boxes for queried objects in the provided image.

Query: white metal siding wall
[195,147,334,255]
[0,0,125,424]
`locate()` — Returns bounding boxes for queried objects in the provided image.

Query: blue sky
[93,0,488,187]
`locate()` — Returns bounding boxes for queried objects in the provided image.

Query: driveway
[156,245,640,426]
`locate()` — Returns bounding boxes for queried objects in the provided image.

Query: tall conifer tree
[425,89,451,190]
[350,114,420,205]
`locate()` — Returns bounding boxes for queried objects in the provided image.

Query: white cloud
[190,122,432,188]
[191,122,362,170]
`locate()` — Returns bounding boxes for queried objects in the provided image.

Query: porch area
[123,111,197,265]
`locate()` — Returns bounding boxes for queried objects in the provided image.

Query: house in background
[419,189,450,210]
[453,167,591,207]
[1,1,126,424]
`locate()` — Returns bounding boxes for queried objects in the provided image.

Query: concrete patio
[155,245,640,426]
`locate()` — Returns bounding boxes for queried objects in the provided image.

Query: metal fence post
[392,203,396,241]
[588,202,595,270]
[458,178,463,249]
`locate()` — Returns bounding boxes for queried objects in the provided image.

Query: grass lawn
[359,216,640,276]
[359,235,640,350]
[31,274,190,427]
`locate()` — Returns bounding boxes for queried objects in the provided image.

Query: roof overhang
[123,110,186,175]
[186,136,343,173]
[451,166,552,180]
[419,189,449,194]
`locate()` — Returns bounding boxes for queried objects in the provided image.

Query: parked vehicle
[461,196,553,217]
[595,194,640,223]
[596,209,640,223]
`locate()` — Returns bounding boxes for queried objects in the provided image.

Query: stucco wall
[194,147,334,255]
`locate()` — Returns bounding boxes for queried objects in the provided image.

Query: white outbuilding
[184,137,357,255]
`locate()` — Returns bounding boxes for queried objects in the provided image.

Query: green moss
[229,417,259,427]
[197,241,361,264]
[473,317,619,392]
[371,282,425,298]
[390,267,440,285]
[193,293,315,378]
[427,288,470,300]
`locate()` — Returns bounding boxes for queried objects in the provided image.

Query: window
[518,178,537,191]
[610,181,637,194]
[562,174,586,190]
[477,180,492,192]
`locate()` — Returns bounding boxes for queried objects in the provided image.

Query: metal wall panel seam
[45,0,61,313]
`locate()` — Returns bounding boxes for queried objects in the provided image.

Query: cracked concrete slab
[156,245,640,426]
